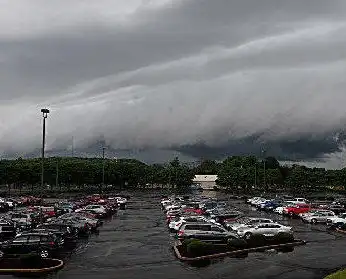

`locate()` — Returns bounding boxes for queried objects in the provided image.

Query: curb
[335,229,346,234]
[0,259,64,275]
[173,240,306,262]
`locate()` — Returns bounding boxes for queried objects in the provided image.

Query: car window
[257,224,267,228]
[199,225,211,231]
[40,235,52,242]
[269,225,281,228]
[13,236,28,243]
[28,235,41,243]
[212,226,225,232]
[184,225,200,230]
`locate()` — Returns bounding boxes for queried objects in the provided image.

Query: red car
[283,203,311,216]
[183,208,204,215]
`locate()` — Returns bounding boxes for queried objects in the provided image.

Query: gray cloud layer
[1,0,346,166]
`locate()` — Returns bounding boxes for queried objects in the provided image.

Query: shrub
[20,254,42,268]
[181,238,199,250]
[246,234,268,248]
[272,232,294,244]
[186,240,213,257]
[227,238,248,251]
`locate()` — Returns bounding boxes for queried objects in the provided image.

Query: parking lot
[5,192,343,279]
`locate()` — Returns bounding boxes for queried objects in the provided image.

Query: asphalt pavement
[23,192,346,279]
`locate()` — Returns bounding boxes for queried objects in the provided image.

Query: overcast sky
[0,0,346,168]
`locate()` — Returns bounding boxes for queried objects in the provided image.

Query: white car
[226,217,274,231]
[299,210,334,219]
[274,202,295,214]
[75,204,107,214]
[251,198,268,206]
[169,216,209,232]
[247,197,261,204]
[237,223,292,239]
[326,213,346,225]
[302,211,336,224]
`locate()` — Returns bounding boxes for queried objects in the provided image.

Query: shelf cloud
[0,0,346,167]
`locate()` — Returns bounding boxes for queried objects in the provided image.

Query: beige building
[193,175,218,190]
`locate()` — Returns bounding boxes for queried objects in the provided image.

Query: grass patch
[325,269,346,279]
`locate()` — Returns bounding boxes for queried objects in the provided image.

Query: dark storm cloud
[0,0,346,166]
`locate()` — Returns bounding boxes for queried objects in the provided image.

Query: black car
[48,219,90,236]
[328,205,346,215]
[36,223,78,244]
[0,202,9,213]
[0,218,16,239]
[0,232,64,258]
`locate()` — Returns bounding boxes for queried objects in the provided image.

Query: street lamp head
[41,108,50,114]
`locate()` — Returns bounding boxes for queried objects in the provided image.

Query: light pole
[55,159,59,191]
[41,108,49,190]
[101,147,106,194]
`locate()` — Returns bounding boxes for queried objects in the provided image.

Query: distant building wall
[193,175,218,190]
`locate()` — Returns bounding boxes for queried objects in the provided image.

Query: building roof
[193,175,218,182]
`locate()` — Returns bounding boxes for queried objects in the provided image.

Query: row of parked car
[0,195,127,259]
[247,196,346,229]
[161,195,293,243]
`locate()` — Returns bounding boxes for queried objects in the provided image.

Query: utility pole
[41,108,50,190]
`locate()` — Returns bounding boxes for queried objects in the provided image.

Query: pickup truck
[283,204,311,217]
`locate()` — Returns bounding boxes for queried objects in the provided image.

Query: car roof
[18,232,53,236]
[182,222,215,227]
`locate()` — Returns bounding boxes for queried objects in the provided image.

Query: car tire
[39,250,49,258]
[311,219,317,224]
[244,232,252,240]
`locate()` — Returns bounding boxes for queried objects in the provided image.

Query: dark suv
[0,232,64,258]
[36,223,78,244]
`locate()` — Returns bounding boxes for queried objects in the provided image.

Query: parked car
[35,224,78,245]
[258,200,283,211]
[75,205,107,216]
[208,210,243,225]
[286,198,309,204]
[168,216,211,232]
[327,204,346,215]
[273,202,295,214]
[177,223,238,243]
[299,209,334,219]
[283,204,311,217]
[9,212,37,230]
[0,232,64,258]
[225,217,274,231]
[47,219,90,236]
[0,201,9,213]
[326,213,346,225]
[236,223,292,239]
[0,218,16,239]
[302,211,336,224]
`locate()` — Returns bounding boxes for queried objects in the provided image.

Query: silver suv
[177,222,238,243]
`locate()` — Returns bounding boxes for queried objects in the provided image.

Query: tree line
[0,156,345,192]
